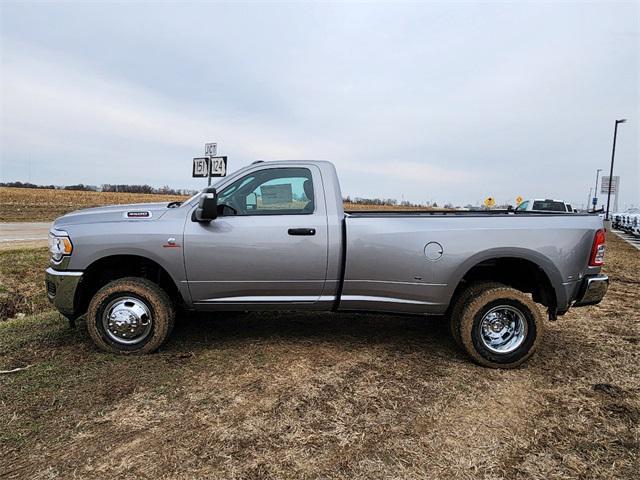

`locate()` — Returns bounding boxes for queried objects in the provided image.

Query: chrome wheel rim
[102,296,153,345]
[479,305,527,354]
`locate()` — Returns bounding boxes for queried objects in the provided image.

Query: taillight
[589,229,606,266]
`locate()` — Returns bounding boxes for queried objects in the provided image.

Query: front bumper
[45,267,83,318]
[573,274,609,307]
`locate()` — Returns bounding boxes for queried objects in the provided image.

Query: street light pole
[593,169,602,212]
[605,119,627,220]
[587,187,593,211]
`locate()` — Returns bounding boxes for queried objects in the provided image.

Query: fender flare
[444,247,566,309]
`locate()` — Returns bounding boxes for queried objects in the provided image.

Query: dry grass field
[0,187,187,222]
[0,234,638,479]
[0,248,49,320]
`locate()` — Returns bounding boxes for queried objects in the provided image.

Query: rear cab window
[532,200,567,212]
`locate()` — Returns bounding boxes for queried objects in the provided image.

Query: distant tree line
[1,181,196,196]
[345,196,403,206]
[344,195,444,208]
[1,181,59,190]
[100,184,188,195]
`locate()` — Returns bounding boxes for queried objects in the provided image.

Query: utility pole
[592,169,602,212]
[605,119,626,220]
[587,187,593,211]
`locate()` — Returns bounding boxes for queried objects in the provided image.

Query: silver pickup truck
[45,160,608,368]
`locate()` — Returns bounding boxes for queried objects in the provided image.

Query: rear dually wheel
[457,286,544,368]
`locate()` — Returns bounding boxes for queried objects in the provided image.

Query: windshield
[183,178,226,206]
[184,191,202,205]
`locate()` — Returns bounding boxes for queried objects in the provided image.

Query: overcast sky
[1,1,638,208]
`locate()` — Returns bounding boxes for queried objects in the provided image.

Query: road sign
[484,197,495,207]
[209,156,227,177]
[192,157,209,178]
[592,197,598,206]
[601,176,619,194]
[516,196,523,205]
[195,143,227,184]
[205,143,217,157]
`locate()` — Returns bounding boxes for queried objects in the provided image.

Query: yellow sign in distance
[516,196,523,205]
[484,197,496,207]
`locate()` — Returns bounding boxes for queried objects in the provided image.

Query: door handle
[288,228,316,236]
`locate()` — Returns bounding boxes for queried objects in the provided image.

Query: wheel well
[75,255,182,317]
[452,257,557,318]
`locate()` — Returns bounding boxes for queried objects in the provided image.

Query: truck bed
[345,210,591,217]
[339,212,603,315]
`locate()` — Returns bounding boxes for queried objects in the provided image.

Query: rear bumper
[573,274,608,307]
[45,267,83,318]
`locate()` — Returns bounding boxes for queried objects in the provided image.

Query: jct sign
[205,143,217,157]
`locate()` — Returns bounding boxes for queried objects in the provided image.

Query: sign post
[192,142,227,186]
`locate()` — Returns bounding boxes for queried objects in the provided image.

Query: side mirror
[192,187,218,222]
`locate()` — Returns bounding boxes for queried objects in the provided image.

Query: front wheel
[86,277,175,354]
[458,286,544,368]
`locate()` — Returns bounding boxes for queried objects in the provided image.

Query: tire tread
[449,281,505,347]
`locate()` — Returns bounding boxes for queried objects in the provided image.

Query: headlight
[48,234,73,262]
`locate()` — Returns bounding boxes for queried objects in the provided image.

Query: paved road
[0,222,51,250]
[612,229,640,251]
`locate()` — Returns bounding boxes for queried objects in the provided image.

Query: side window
[217,168,315,215]
[218,175,256,204]
[516,200,528,211]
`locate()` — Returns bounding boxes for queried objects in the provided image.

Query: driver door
[183,165,329,308]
